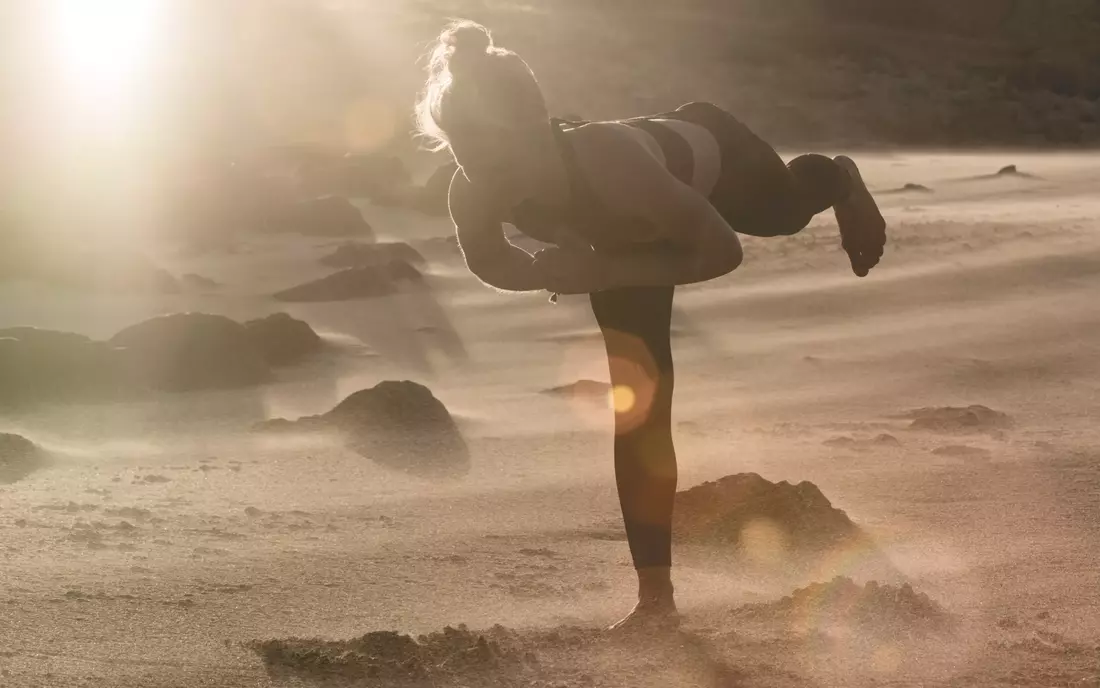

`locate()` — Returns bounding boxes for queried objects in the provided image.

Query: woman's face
[449,115,556,202]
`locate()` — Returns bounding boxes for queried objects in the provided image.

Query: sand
[1,153,1099,687]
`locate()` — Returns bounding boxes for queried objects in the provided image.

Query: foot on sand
[833,155,887,277]
[608,596,681,635]
[609,568,680,635]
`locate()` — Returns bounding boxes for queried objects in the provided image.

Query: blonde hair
[414,20,547,152]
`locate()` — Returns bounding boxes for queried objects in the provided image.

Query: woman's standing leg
[589,285,679,630]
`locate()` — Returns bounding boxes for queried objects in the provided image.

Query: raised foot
[833,155,887,277]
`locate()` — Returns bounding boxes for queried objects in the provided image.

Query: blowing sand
[1,153,1099,687]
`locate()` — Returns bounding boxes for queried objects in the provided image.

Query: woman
[416,21,886,632]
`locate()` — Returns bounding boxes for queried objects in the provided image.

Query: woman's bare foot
[608,567,681,634]
[833,155,886,277]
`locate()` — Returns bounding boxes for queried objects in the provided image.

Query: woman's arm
[448,171,546,293]
[535,124,743,294]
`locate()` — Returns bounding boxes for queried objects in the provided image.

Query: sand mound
[674,473,864,551]
[110,313,272,392]
[906,405,1013,433]
[733,577,956,638]
[319,241,427,269]
[251,625,522,683]
[243,313,322,365]
[256,381,470,476]
[273,262,424,302]
[541,379,612,400]
[0,433,46,483]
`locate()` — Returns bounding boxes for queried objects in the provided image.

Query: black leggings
[591,105,852,570]
[660,101,852,237]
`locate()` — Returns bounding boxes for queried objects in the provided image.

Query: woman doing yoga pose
[416,21,887,631]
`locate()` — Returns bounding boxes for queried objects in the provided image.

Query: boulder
[266,196,374,239]
[243,313,322,365]
[0,328,128,407]
[110,313,271,392]
[181,273,221,290]
[674,473,866,553]
[0,433,47,483]
[273,262,423,303]
[255,381,469,476]
[319,242,426,269]
[906,405,1012,433]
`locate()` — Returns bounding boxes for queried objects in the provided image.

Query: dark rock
[273,262,423,303]
[319,242,427,269]
[256,381,469,477]
[541,380,612,400]
[243,313,322,365]
[907,405,1013,433]
[0,328,128,407]
[997,164,1019,175]
[110,313,271,392]
[674,473,865,553]
[266,197,373,238]
[0,433,46,483]
[903,183,932,192]
[181,273,220,290]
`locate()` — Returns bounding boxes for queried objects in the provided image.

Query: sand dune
[1,153,1099,686]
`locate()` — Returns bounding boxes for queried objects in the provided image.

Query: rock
[0,433,46,483]
[266,196,373,238]
[110,313,272,392]
[541,380,612,400]
[181,273,220,290]
[0,328,128,407]
[903,183,932,192]
[997,164,1019,175]
[907,405,1013,433]
[256,381,469,477]
[319,242,427,269]
[273,262,423,303]
[243,313,322,365]
[931,445,992,458]
[675,473,864,550]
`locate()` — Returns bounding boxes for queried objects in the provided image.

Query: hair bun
[442,20,493,61]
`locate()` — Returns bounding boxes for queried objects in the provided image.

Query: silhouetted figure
[416,20,887,632]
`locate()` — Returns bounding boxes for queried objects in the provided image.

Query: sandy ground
[2,153,1099,687]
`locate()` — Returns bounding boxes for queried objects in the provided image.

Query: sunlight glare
[51,0,162,100]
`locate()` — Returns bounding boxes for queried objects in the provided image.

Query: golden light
[49,0,163,102]
[610,384,636,413]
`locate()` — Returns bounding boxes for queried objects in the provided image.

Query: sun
[50,0,163,100]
